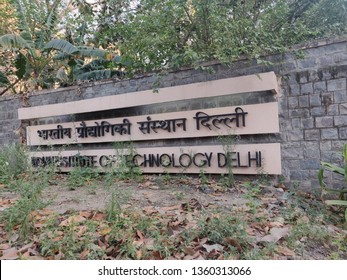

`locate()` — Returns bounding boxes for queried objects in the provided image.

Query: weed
[0,162,56,239]
[199,169,208,187]
[318,143,347,222]
[0,144,29,184]
[173,191,186,200]
[197,211,249,247]
[67,166,98,190]
[292,180,301,190]
[218,134,238,188]
[112,142,143,182]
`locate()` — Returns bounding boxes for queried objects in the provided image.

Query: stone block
[282,146,304,159]
[301,118,314,129]
[300,159,321,170]
[331,140,346,151]
[310,95,321,107]
[334,115,347,126]
[315,116,334,128]
[333,53,347,64]
[288,96,298,109]
[289,130,304,141]
[339,127,347,139]
[327,78,346,91]
[304,129,320,140]
[333,90,347,103]
[320,140,331,151]
[321,150,343,162]
[299,95,309,108]
[340,103,347,114]
[291,118,301,129]
[314,81,327,94]
[321,128,338,140]
[303,143,321,159]
[310,107,326,117]
[289,84,300,95]
[286,160,301,169]
[327,104,339,115]
[290,170,310,181]
[300,83,314,94]
[289,108,310,118]
[298,58,317,70]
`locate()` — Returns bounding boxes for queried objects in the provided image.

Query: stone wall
[1,37,347,190]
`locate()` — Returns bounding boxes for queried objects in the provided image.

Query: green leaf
[77,70,112,81]
[0,72,10,86]
[15,53,27,80]
[44,39,78,55]
[318,168,324,188]
[325,200,347,207]
[0,34,30,49]
[320,161,345,175]
[56,67,68,82]
[76,47,107,59]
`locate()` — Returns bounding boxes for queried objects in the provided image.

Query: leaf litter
[0,175,346,260]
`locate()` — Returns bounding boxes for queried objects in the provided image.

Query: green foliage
[0,144,29,184]
[218,134,237,188]
[318,143,347,222]
[0,159,56,239]
[67,166,98,191]
[0,71,10,86]
[1,0,347,92]
[85,0,347,74]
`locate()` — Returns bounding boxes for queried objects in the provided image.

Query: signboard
[20,72,282,175]
[30,144,281,174]
[26,103,279,146]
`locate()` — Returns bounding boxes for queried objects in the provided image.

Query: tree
[0,0,123,94]
[1,0,347,94]
[87,0,347,74]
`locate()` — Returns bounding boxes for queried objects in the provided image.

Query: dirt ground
[1,174,346,260]
[41,175,249,213]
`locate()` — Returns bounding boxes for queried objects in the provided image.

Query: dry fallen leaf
[80,249,90,260]
[0,247,18,260]
[276,246,295,257]
[224,237,242,253]
[0,243,10,250]
[183,251,201,260]
[268,221,283,228]
[59,215,86,226]
[92,212,107,221]
[161,205,182,212]
[258,227,290,243]
[143,206,158,215]
[184,247,196,256]
[100,227,112,236]
[203,243,224,253]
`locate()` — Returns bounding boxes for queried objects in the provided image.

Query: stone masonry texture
[1,37,347,191]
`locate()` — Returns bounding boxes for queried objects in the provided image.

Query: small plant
[0,161,56,239]
[318,143,347,222]
[0,144,29,184]
[67,166,98,190]
[199,169,208,187]
[218,134,238,188]
[111,142,143,182]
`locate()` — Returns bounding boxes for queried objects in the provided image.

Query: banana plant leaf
[44,39,78,55]
[325,200,347,206]
[0,34,30,49]
[0,72,10,86]
[320,162,345,175]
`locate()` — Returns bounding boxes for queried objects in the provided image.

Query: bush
[318,144,347,222]
[0,143,29,184]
